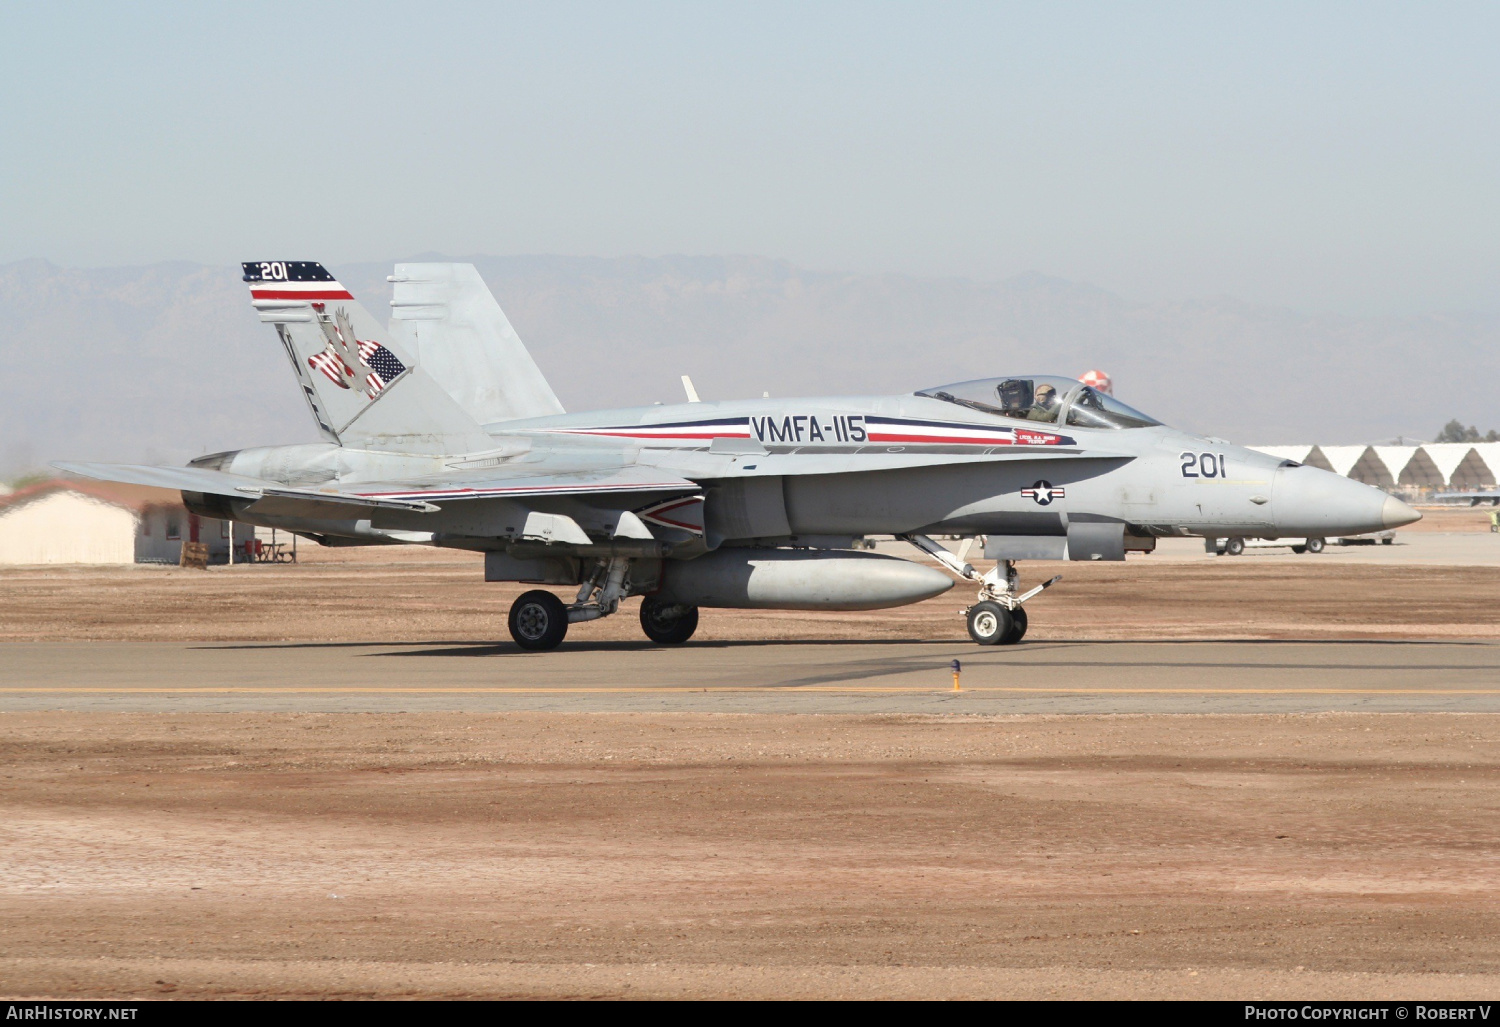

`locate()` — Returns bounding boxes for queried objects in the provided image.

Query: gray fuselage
[205,389,1412,553]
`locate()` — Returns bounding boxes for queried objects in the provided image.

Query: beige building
[0,479,254,565]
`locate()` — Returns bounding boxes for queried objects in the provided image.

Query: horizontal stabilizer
[55,461,700,512]
[53,462,440,512]
[57,461,283,496]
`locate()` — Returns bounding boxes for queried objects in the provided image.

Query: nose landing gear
[900,534,1058,646]
[967,601,1016,645]
[965,563,1048,645]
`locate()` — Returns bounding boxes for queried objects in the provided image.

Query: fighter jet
[58,261,1422,650]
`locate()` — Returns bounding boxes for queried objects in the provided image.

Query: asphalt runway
[3,638,1499,713]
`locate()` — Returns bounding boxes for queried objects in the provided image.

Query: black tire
[1225,537,1246,556]
[1381,537,1394,545]
[508,590,569,650]
[1000,604,1028,645]
[967,601,1012,645]
[1291,545,1306,554]
[1306,537,1326,554]
[639,597,699,644]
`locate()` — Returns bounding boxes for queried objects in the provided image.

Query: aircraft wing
[54,461,699,512]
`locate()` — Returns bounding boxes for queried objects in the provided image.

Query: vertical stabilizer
[388,263,565,425]
[244,261,491,452]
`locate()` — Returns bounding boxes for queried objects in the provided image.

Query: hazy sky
[2,1,1497,314]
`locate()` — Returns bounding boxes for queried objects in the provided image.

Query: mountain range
[2,255,1493,477]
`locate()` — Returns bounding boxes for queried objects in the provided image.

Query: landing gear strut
[900,534,1058,647]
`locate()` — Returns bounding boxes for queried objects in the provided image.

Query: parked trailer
[1209,532,1395,556]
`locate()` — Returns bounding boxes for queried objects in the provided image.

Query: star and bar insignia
[1021,480,1065,506]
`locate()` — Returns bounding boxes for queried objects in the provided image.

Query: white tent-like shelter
[1249,441,1500,492]
[1247,445,1314,464]
[1467,443,1500,487]
[1302,447,1335,472]
[1423,444,1489,489]
[1345,448,1395,487]
[1316,446,1372,478]
[1396,448,1445,487]
[1372,446,1420,484]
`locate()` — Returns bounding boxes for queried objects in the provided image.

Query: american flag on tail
[308,338,406,393]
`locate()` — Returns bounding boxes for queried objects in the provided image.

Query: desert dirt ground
[5,712,1500,1000]
[5,515,1500,999]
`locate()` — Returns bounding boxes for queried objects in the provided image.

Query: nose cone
[1382,495,1421,529]
[1274,465,1409,537]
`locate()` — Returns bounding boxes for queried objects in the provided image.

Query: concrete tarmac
[3,638,1499,713]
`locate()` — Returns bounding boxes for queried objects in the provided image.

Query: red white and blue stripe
[863,416,1072,447]
[537,415,1074,448]
[540,417,754,442]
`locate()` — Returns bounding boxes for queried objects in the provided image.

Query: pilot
[1028,384,1060,422]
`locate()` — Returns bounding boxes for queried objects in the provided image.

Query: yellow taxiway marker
[4,686,1500,696]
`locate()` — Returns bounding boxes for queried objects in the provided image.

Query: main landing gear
[505,556,700,651]
[900,534,1060,647]
[639,596,699,645]
[508,590,570,651]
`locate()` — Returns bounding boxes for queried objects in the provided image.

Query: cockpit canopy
[914,375,1162,430]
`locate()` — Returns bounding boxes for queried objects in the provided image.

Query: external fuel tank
[653,548,954,611]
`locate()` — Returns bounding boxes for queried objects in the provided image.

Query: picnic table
[243,539,297,563]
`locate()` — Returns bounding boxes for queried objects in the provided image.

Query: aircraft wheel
[639,597,699,644]
[1225,537,1246,556]
[508,590,569,650]
[967,601,1012,646]
[1291,545,1306,554]
[1306,537,1326,554]
[999,604,1028,645]
[1381,537,1394,545]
